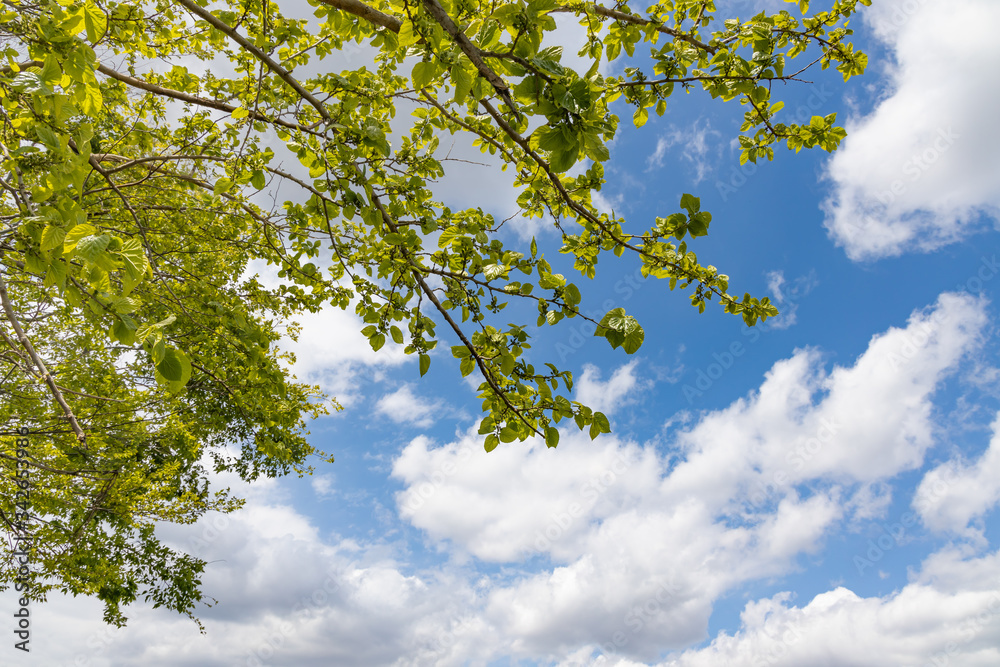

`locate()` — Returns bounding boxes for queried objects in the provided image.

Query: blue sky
[8,0,1000,665]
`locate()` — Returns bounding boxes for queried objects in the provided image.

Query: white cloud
[668,292,985,511]
[574,360,647,415]
[763,270,817,330]
[656,549,1000,667]
[375,384,444,428]
[822,0,1000,259]
[279,305,409,406]
[647,120,720,184]
[393,430,661,563]
[311,473,336,497]
[6,471,494,667]
[389,291,987,661]
[9,291,994,667]
[915,412,1000,540]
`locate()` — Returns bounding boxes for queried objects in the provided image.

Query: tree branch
[550,3,718,54]
[419,0,521,120]
[96,64,321,136]
[0,269,88,444]
[314,0,402,32]
[176,0,333,124]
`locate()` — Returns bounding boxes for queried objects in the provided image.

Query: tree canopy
[0,0,868,626]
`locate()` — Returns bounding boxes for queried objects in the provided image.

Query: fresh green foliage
[0,0,868,625]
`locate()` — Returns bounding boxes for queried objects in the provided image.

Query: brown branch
[362,171,541,437]
[417,91,517,163]
[176,0,332,124]
[67,470,120,547]
[96,64,319,136]
[550,3,717,54]
[0,271,88,444]
[420,0,521,120]
[477,98,737,307]
[616,73,809,88]
[314,0,402,32]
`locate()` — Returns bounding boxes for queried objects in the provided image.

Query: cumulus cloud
[667,292,985,511]
[10,471,493,667]
[390,292,988,661]
[10,292,994,667]
[393,430,661,563]
[915,412,1000,540]
[278,305,409,406]
[574,360,648,415]
[375,384,444,428]
[822,0,1000,259]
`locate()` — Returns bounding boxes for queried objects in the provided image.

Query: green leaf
[545,426,559,448]
[593,411,611,434]
[155,347,192,392]
[412,61,438,90]
[398,18,421,47]
[484,434,499,452]
[112,317,137,345]
[499,352,515,376]
[680,193,700,214]
[40,54,62,88]
[548,143,579,173]
[419,353,431,377]
[74,234,111,263]
[484,264,507,280]
[633,106,649,128]
[156,348,185,381]
[119,238,147,294]
[437,226,461,248]
[83,1,107,43]
[622,324,644,354]
[564,283,581,306]
[595,308,644,353]
[63,224,97,253]
[41,225,67,252]
[687,211,711,237]
[136,315,176,343]
[390,325,404,344]
[451,64,473,102]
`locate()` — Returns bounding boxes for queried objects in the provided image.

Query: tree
[0,0,869,626]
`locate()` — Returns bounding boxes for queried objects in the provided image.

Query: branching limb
[0,269,88,444]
